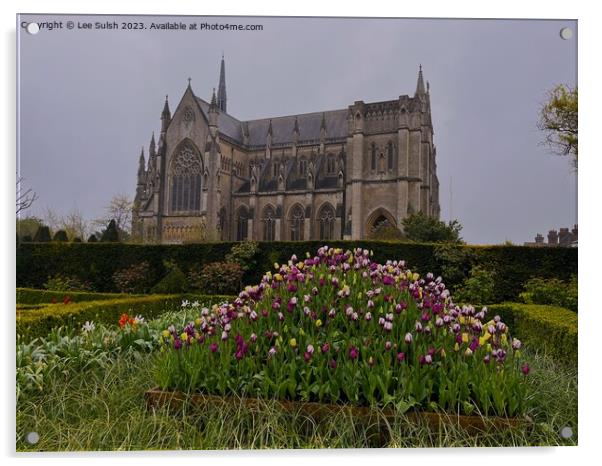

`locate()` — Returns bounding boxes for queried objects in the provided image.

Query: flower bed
[153,246,531,418]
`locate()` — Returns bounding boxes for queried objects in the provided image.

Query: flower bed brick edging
[144,387,530,436]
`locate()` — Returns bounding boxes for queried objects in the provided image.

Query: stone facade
[132,58,440,244]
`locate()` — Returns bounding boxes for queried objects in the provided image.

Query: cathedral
[132,57,440,244]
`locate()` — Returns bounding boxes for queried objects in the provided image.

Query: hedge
[16,288,139,305]
[16,241,577,303]
[16,294,235,341]
[487,303,577,366]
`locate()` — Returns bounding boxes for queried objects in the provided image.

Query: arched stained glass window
[387,142,394,170]
[289,205,305,241]
[236,206,248,241]
[263,205,276,241]
[318,204,335,240]
[170,143,202,213]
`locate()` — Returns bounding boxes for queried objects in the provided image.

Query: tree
[16,177,38,214]
[87,234,98,243]
[93,195,133,241]
[33,225,52,242]
[401,212,463,243]
[538,84,578,169]
[100,219,120,242]
[368,222,407,241]
[16,216,44,240]
[44,207,89,241]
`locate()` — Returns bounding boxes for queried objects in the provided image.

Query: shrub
[225,241,259,272]
[368,223,407,241]
[16,294,234,341]
[155,246,531,417]
[190,262,243,295]
[17,288,132,305]
[487,303,577,366]
[101,220,119,242]
[402,212,463,243]
[151,264,189,294]
[113,262,154,294]
[16,241,578,302]
[33,226,52,242]
[455,266,496,305]
[87,235,98,243]
[43,274,91,292]
[432,243,474,291]
[53,230,69,242]
[520,276,578,312]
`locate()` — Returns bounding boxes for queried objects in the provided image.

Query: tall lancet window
[236,206,248,241]
[289,205,305,241]
[170,143,202,213]
[387,141,394,170]
[370,143,377,171]
[318,203,335,240]
[263,205,276,241]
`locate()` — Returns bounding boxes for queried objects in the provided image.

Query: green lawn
[16,347,577,450]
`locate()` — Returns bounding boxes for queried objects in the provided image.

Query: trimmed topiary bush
[16,241,577,301]
[53,230,69,242]
[151,264,189,294]
[487,303,577,366]
[33,226,51,242]
[16,293,235,341]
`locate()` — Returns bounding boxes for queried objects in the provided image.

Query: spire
[293,116,299,134]
[138,147,146,178]
[321,112,327,131]
[161,95,171,132]
[267,119,273,136]
[415,64,426,96]
[217,54,227,112]
[149,132,156,157]
[210,87,217,107]
[209,88,219,128]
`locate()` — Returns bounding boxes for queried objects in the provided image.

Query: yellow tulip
[162,330,170,338]
[274,273,283,282]
[289,338,297,348]
[462,333,469,343]
[315,319,323,328]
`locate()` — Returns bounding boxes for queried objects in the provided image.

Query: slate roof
[195,96,348,147]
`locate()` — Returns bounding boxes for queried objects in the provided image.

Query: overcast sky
[17,15,577,244]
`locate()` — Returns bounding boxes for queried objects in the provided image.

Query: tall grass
[16,348,576,451]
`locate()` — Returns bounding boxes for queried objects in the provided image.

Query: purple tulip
[385,341,392,350]
[209,342,219,353]
[404,333,413,344]
[348,346,359,361]
[321,342,330,353]
[521,363,530,376]
[250,333,257,343]
[397,352,406,362]
[329,359,337,369]
[365,312,372,321]
[173,338,182,350]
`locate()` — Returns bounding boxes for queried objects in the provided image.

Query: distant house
[524,225,578,247]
